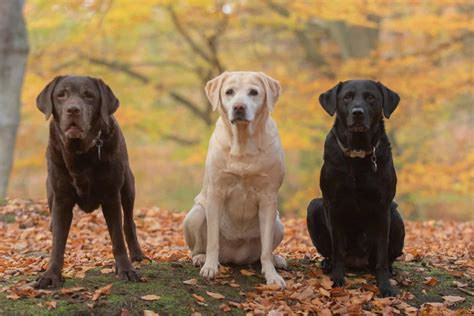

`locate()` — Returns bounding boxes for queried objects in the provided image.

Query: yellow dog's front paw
[265,272,286,289]
[200,263,218,280]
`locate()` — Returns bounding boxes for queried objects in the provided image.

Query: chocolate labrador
[34,75,147,289]
[307,80,405,297]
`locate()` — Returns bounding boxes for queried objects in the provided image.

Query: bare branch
[82,54,151,83]
[167,6,214,65]
[168,91,211,125]
[161,133,200,146]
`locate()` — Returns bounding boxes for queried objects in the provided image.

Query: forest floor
[0,199,472,315]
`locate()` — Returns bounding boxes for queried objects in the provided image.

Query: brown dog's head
[36,75,119,140]
[319,80,400,132]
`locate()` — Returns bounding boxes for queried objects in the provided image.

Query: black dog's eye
[225,89,234,96]
[343,93,353,102]
[249,89,258,96]
[366,94,375,102]
[57,90,67,99]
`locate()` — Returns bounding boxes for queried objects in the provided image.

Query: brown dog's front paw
[34,271,63,289]
[130,252,150,263]
[116,267,141,282]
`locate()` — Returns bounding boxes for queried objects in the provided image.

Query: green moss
[0,261,471,315]
[0,213,15,223]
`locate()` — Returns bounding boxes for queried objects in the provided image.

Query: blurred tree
[0,0,29,199]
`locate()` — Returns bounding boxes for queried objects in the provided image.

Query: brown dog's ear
[36,76,64,120]
[258,72,281,112]
[95,78,119,125]
[377,81,400,118]
[205,72,229,111]
[319,81,342,116]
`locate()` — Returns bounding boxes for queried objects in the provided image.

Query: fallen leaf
[92,284,112,301]
[100,268,114,274]
[141,294,161,301]
[183,278,198,285]
[256,283,281,291]
[442,295,465,306]
[45,301,57,310]
[206,291,225,300]
[192,294,205,302]
[240,269,255,276]
[120,308,132,316]
[219,303,231,312]
[424,277,439,286]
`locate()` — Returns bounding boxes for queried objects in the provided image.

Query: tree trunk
[0,0,29,199]
[328,20,380,59]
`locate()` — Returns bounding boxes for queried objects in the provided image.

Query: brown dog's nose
[233,103,246,114]
[352,108,365,118]
[66,105,81,116]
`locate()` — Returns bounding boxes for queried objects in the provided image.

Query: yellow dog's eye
[225,89,234,96]
[249,89,258,96]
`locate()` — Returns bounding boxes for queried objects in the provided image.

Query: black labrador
[34,75,147,289]
[307,80,405,297]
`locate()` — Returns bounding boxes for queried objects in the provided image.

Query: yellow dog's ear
[258,72,281,112]
[205,72,229,111]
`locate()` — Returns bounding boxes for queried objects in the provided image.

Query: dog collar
[332,130,379,172]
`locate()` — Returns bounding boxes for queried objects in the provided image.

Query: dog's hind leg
[121,169,148,262]
[183,204,207,267]
[388,202,405,275]
[307,198,332,272]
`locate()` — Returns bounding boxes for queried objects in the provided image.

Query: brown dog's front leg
[35,199,74,289]
[102,197,140,282]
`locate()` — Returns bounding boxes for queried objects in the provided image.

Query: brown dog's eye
[343,94,352,102]
[83,91,95,99]
[225,89,234,96]
[57,90,67,99]
[249,89,258,96]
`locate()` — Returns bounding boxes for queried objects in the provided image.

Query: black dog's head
[319,80,400,132]
[36,75,119,140]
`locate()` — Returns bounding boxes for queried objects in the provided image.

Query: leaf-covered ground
[0,199,472,315]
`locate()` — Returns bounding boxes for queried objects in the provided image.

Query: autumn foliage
[8,0,473,221]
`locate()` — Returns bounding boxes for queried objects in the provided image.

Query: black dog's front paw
[321,258,331,273]
[34,271,64,289]
[116,267,141,282]
[378,284,397,297]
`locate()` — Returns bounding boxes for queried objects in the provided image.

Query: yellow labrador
[183,71,287,288]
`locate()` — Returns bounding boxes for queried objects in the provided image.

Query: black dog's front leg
[35,198,74,289]
[373,209,396,297]
[329,209,346,287]
[102,196,140,281]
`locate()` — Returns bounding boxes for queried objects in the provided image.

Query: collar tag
[348,150,368,158]
[95,130,103,160]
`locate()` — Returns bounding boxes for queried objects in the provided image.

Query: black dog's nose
[66,105,81,116]
[233,103,246,114]
[352,108,365,118]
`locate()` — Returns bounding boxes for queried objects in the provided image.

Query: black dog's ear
[36,76,64,120]
[377,81,400,118]
[319,81,342,116]
[95,78,119,125]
